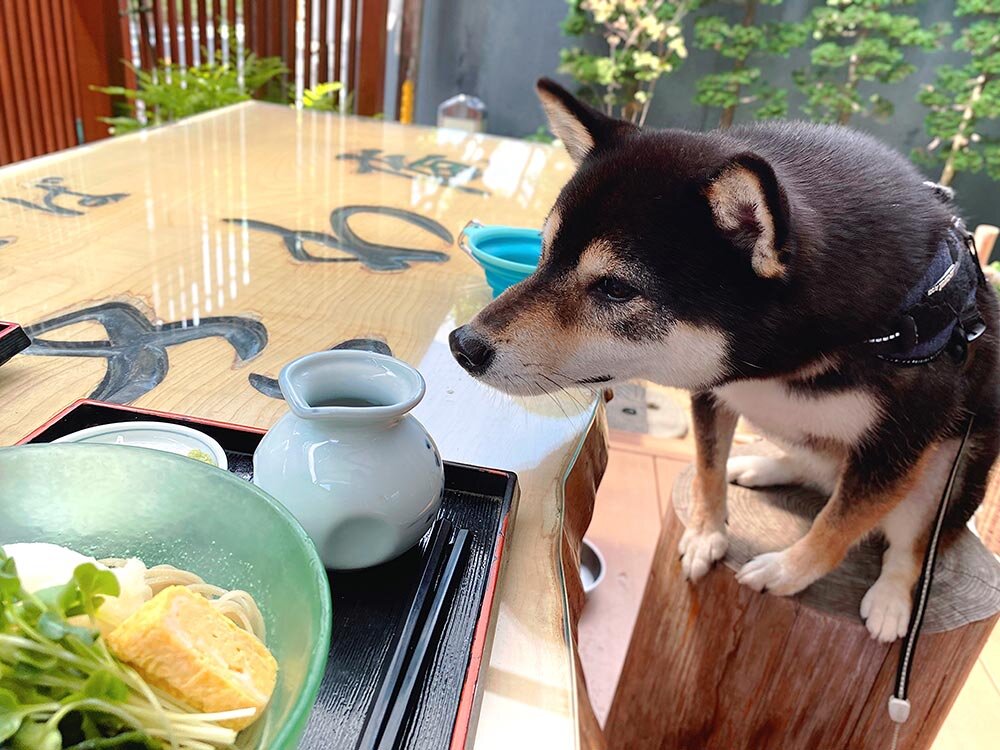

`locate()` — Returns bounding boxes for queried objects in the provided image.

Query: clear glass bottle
[437,94,487,133]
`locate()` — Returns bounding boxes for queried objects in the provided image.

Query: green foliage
[794,0,949,125]
[915,0,1000,185]
[524,125,557,143]
[94,49,287,135]
[693,0,810,126]
[302,81,354,112]
[560,0,700,125]
[96,46,361,135]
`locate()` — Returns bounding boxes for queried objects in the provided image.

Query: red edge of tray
[17,398,511,750]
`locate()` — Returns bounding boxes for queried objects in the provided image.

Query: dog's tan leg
[680,392,738,580]
[862,438,967,641]
[736,444,935,597]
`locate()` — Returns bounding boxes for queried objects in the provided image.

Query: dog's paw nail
[861,578,912,643]
[736,551,817,596]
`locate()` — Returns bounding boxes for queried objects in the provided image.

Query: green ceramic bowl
[0,443,332,749]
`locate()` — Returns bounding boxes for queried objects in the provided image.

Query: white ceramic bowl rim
[581,537,606,594]
[50,421,229,471]
[278,350,427,423]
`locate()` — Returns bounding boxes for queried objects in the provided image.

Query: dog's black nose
[449,325,495,374]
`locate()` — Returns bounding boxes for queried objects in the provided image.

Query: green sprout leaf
[12,720,62,750]
[80,671,129,703]
[37,563,119,621]
[73,565,120,616]
[65,730,162,749]
[0,687,23,742]
[0,554,21,601]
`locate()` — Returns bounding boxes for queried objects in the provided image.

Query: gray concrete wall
[416,0,998,228]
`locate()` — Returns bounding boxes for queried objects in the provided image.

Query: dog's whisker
[532,377,573,420]
[548,370,603,402]
[547,379,590,413]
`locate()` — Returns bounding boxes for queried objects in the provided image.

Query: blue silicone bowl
[459,220,541,297]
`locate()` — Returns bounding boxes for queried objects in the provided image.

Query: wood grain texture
[66,0,123,145]
[0,0,81,166]
[562,408,610,750]
[605,464,1000,750]
[976,464,1000,554]
[579,436,1000,750]
[0,103,598,750]
[974,223,998,265]
[674,460,1000,631]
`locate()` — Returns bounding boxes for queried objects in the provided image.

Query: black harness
[864,219,987,365]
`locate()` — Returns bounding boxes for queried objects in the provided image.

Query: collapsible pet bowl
[459,220,541,297]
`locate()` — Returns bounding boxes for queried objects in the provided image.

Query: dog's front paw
[679,526,729,582]
[726,456,798,488]
[860,578,912,643]
[736,549,821,596]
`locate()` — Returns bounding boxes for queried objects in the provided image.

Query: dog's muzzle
[449,325,496,375]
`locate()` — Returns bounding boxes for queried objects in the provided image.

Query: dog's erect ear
[704,153,790,279]
[536,78,636,165]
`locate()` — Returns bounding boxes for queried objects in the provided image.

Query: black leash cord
[888,414,977,735]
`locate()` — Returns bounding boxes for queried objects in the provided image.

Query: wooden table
[0,102,608,749]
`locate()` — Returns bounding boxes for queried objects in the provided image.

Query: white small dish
[52,421,228,471]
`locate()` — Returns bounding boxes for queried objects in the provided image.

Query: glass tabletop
[0,102,599,750]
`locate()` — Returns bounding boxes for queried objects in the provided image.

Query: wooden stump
[605,464,1000,750]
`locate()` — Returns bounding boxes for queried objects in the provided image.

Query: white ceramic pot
[253,350,445,570]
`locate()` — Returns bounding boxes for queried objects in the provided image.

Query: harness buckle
[965,319,987,343]
[948,318,986,364]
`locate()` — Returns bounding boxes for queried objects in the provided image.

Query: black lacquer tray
[0,321,30,368]
[20,399,519,750]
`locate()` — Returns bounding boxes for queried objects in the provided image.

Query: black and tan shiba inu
[450,79,1000,642]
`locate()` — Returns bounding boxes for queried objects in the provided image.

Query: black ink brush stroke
[25,301,267,404]
[225,205,452,271]
[338,148,490,196]
[1,177,128,217]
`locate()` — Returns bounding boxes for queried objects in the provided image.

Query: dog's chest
[713,379,881,447]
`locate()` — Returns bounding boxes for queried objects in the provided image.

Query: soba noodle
[100,559,267,642]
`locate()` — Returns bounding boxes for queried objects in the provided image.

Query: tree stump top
[674,464,1000,633]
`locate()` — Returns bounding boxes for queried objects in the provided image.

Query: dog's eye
[593,277,638,303]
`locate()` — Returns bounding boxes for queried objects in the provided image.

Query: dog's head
[449,79,797,396]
